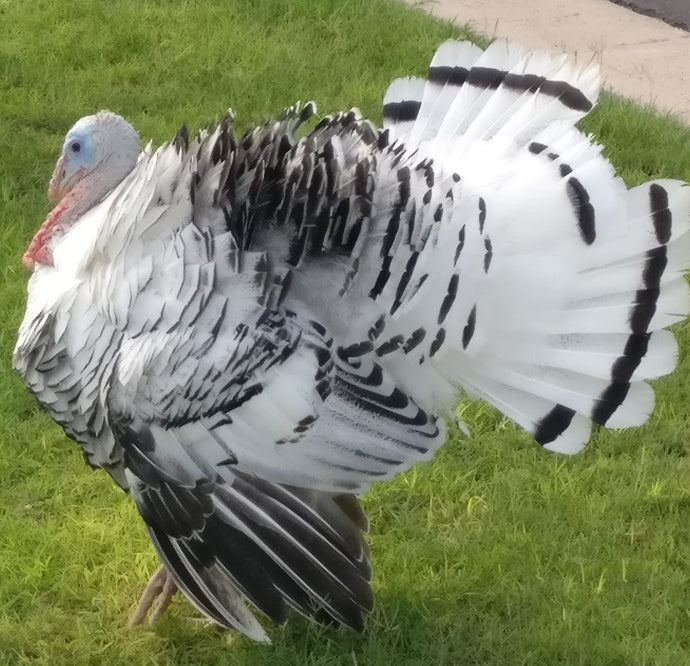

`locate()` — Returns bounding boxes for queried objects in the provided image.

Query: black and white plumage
[14,40,690,639]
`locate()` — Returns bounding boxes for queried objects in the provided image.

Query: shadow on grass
[133,570,630,666]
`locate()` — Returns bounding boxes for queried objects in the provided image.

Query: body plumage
[14,40,690,640]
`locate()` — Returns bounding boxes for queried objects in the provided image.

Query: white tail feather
[370,41,690,457]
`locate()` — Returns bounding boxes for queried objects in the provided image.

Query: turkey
[14,39,690,641]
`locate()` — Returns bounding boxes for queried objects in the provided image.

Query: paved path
[403,0,690,124]
[610,0,690,31]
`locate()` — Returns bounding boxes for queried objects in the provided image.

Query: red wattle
[22,200,69,270]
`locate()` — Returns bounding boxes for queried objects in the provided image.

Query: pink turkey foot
[129,564,178,626]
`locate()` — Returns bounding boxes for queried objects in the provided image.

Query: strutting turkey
[14,39,690,641]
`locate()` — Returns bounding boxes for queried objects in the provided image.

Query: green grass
[1,0,690,664]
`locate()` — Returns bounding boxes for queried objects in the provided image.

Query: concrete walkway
[403,0,690,124]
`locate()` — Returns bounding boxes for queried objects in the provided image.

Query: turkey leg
[129,564,178,626]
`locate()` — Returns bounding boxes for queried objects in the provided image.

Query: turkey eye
[70,141,82,153]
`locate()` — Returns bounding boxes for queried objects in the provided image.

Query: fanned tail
[370,40,690,456]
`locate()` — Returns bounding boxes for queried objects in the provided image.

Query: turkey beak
[48,156,84,203]
[47,156,65,202]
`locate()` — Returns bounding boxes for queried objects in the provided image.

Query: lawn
[2,0,690,664]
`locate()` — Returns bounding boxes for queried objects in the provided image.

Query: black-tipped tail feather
[374,42,688,458]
